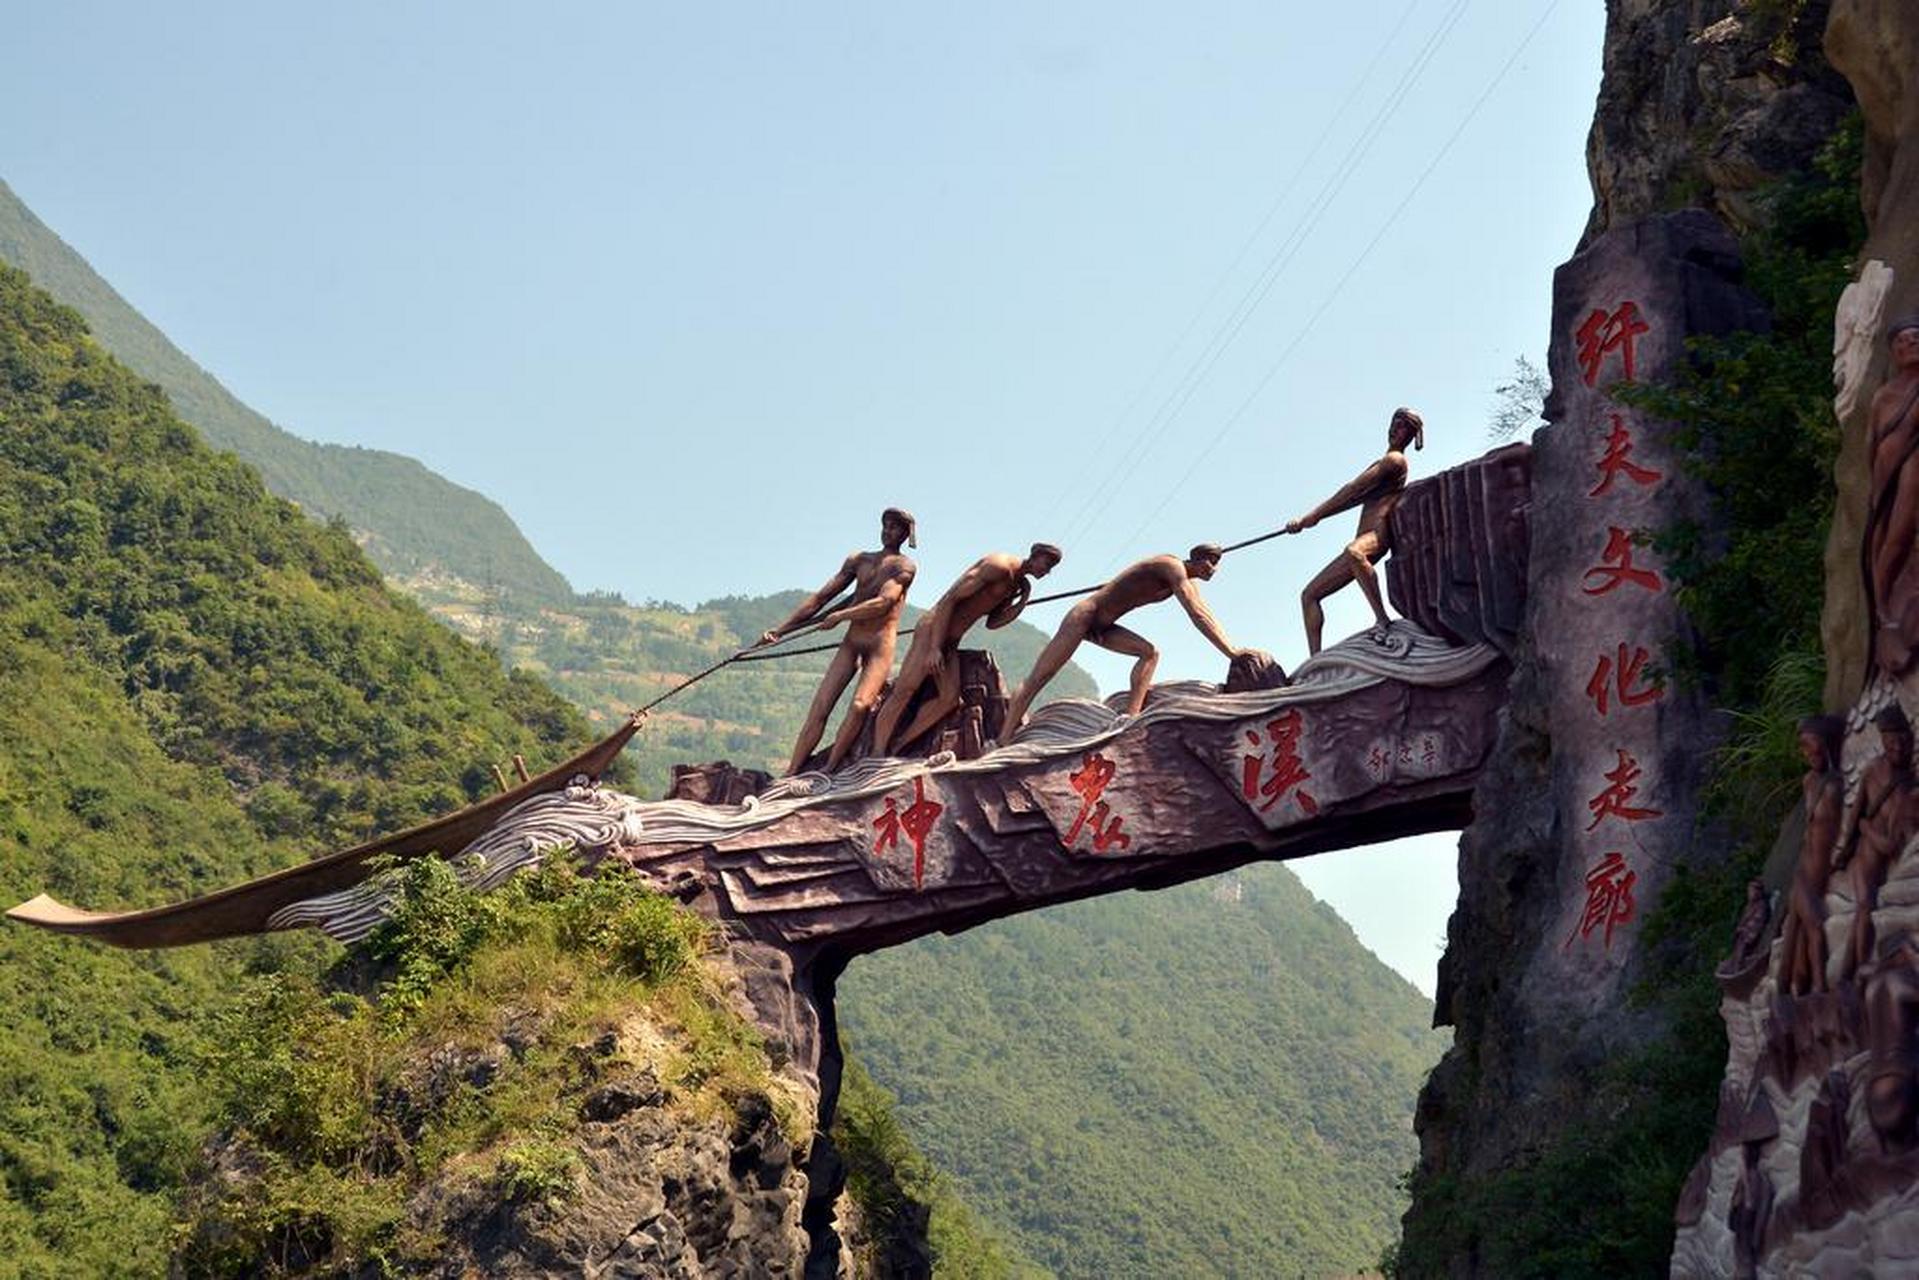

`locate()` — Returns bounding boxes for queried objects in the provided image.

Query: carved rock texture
[1823,0,1919,705]
[1404,210,1761,1267]
[1583,0,1851,246]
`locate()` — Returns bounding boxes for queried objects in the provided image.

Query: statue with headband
[1284,407,1424,655]
[871,541,1064,758]
[756,507,918,774]
[1866,316,1919,676]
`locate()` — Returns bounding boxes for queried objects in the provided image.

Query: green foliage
[177,857,746,1276]
[839,866,1445,1279]
[1394,116,1864,1278]
[0,180,575,606]
[834,1055,1046,1279]
[0,260,611,1274]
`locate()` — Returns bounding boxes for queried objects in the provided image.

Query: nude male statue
[1866,317,1919,675]
[1284,407,1424,655]
[757,507,918,775]
[1779,715,1845,995]
[870,542,1063,758]
[1837,703,1919,981]
[1003,544,1247,737]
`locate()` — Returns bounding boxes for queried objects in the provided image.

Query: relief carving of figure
[1837,703,1919,981]
[1779,715,1845,995]
[870,543,1062,758]
[1865,936,1919,1152]
[757,507,918,775]
[1834,260,1894,420]
[1864,317,1919,675]
[1285,408,1423,655]
[1004,545,1247,737]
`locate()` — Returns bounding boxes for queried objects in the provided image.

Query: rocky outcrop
[1822,0,1919,705]
[1583,1,1851,245]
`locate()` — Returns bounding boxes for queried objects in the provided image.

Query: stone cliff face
[1583,0,1851,244]
[1822,0,1919,705]
[1403,1,1853,1271]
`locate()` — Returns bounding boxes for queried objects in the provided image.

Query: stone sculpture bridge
[12,444,1530,1070]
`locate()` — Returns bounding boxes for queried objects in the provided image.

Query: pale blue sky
[6,1,1605,993]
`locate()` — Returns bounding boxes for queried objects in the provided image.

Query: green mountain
[0,262,602,1273]
[3,187,1443,1275]
[840,868,1445,1278]
[0,179,572,606]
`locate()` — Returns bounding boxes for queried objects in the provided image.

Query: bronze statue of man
[1779,715,1845,995]
[1003,545,1247,737]
[1866,317,1919,675]
[870,543,1063,758]
[758,507,918,775]
[1284,407,1424,655]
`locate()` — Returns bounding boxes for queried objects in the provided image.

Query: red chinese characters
[1584,644,1664,716]
[1589,414,1663,497]
[1575,301,1650,386]
[1066,751,1131,853]
[1586,749,1663,831]
[1565,851,1638,950]
[873,776,943,889]
[1581,526,1662,596]
[1240,710,1318,816]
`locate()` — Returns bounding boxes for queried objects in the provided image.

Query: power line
[1103,0,1567,564]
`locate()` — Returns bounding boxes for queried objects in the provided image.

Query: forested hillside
[840,865,1445,1278]
[0,262,602,1272]
[2,186,1445,1275]
[0,180,572,605]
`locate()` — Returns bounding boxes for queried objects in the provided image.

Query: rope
[645,522,1297,685]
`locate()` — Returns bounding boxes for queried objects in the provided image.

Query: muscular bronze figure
[870,543,1062,758]
[1866,318,1919,676]
[1285,407,1423,655]
[1866,936,1919,1151]
[1779,715,1845,995]
[759,508,917,775]
[1003,545,1246,737]
[1838,703,1919,980]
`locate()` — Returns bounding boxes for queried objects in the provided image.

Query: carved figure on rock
[1727,878,1772,974]
[1865,935,1919,1153]
[757,508,918,775]
[870,543,1061,758]
[1003,545,1247,737]
[1286,408,1423,655]
[1837,702,1919,981]
[1780,715,1846,995]
[1864,317,1919,675]
[1834,260,1895,419]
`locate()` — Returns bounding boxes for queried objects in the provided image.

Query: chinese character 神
[873,776,944,888]
[1066,751,1131,852]
[1240,710,1319,816]
[1576,301,1651,387]
[1589,414,1663,497]
[1586,749,1664,831]
[1585,644,1664,716]
[1565,851,1638,949]
[1367,744,1391,778]
[1582,526,1663,596]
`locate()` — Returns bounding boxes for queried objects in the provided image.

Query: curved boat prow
[3,717,642,950]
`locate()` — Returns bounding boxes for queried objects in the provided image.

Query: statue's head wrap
[1889,315,1919,345]
[1392,407,1426,450]
[882,506,917,548]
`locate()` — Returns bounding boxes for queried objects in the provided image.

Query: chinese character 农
[1582,526,1663,596]
[1564,851,1638,949]
[872,776,944,889]
[1240,710,1318,815]
[1589,414,1663,497]
[1585,644,1664,716]
[1586,749,1663,831]
[1576,301,1651,387]
[1067,751,1131,852]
